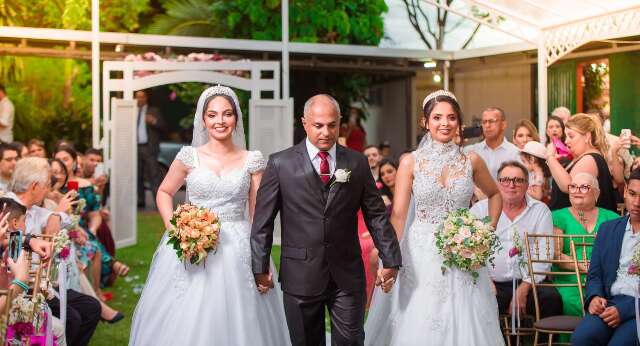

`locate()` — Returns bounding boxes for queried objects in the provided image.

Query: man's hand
[254,273,274,295]
[588,296,607,315]
[29,238,53,260]
[508,282,530,316]
[145,113,157,126]
[599,306,621,328]
[376,267,398,293]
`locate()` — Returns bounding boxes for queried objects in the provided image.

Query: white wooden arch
[103,60,291,247]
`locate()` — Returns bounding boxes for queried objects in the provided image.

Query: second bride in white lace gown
[364,90,505,346]
[129,86,290,346]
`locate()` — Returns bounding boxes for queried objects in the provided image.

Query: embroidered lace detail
[411,136,473,225]
[175,146,195,169]
[246,151,267,174]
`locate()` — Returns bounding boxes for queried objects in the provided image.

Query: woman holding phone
[54,146,129,301]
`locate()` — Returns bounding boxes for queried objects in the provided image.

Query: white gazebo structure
[2,0,640,246]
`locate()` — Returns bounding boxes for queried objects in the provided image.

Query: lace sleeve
[175,146,195,169]
[247,151,267,174]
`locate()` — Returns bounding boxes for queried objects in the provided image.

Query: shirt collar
[482,137,511,151]
[305,137,337,160]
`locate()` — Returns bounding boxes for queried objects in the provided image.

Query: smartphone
[68,180,79,192]
[94,163,105,178]
[7,231,22,262]
[621,129,631,149]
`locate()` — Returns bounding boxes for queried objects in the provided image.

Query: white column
[281,0,289,99]
[91,0,100,148]
[443,60,450,91]
[537,41,548,144]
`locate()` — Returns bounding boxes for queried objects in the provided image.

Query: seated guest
[363,145,382,181]
[27,138,47,158]
[571,168,640,345]
[0,143,18,193]
[7,157,101,345]
[552,173,619,316]
[471,161,562,319]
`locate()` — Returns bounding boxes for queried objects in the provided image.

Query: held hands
[375,267,398,293]
[254,273,274,295]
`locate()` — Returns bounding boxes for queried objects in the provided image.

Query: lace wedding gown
[364,138,504,346]
[130,147,291,346]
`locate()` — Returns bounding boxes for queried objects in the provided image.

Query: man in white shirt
[471,161,562,319]
[363,145,381,180]
[0,143,18,193]
[0,84,15,143]
[465,107,521,180]
[135,90,163,208]
[572,168,640,345]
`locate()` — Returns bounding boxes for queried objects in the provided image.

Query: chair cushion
[534,315,583,331]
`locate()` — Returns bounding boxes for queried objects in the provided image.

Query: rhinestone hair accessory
[191,85,245,150]
[422,89,458,109]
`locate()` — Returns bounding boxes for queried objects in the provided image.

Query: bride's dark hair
[202,94,239,123]
[422,95,464,142]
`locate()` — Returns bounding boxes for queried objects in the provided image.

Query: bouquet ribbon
[510,257,521,339]
[57,259,67,341]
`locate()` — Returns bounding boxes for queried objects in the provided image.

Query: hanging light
[423,61,437,69]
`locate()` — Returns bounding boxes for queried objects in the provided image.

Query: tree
[401,0,496,49]
[145,0,222,36]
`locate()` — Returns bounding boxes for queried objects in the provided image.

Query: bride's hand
[255,273,274,294]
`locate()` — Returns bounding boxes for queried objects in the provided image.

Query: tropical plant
[145,0,222,36]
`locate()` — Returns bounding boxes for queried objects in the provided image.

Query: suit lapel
[324,145,347,213]
[611,216,629,276]
[294,141,325,203]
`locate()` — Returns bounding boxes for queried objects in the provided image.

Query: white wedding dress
[129,147,291,346]
[364,137,504,346]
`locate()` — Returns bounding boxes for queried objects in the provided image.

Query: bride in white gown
[364,90,505,346]
[129,86,290,346]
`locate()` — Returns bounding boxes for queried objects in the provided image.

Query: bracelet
[11,279,29,292]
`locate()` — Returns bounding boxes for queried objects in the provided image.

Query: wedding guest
[0,84,14,143]
[379,141,391,159]
[135,89,164,209]
[519,141,551,202]
[512,119,540,150]
[571,168,640,346]
[551,173,619,316]
[364,145,382,181]
[547,113,617,212]
[378,159,397,209]
[545,115,566,145]
[7,157,101,345]
[11,141,28,159]
[470,161,562,319]
[27,139,47,158]
[465,107,521,179]
[551,106,571,125]
[341,106,367,152]
[0,143,18,193]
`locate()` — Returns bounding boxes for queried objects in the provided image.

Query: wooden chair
[500,313,535,346]
[524,233,593,346]
[22,234,55,345]
[0,288,16,346]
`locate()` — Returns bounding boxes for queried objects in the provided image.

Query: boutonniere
[331,169,351,187]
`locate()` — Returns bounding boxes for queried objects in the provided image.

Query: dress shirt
[0,96,14,143]
[465,138,521,179]
[610,220,640,297]
[471,195,554,283]
[137,104,149,144]
[306,138,336,176]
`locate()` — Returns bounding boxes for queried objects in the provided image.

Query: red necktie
[318,151,330,185]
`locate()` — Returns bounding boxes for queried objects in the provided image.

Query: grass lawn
[90,212,283,346]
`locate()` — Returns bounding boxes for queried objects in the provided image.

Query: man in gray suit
[135,89,164,208]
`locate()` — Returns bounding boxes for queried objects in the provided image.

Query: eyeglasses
[497,177,528,186]
[568,184,592,194]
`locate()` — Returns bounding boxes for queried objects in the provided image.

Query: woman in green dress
[552,172,619,316]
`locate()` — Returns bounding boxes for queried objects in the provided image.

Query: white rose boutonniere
[332,169,351,187]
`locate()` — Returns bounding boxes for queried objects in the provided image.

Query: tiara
[200,85,241,113]
[422,90,457,109]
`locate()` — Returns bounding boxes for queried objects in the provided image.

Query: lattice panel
[544,7,640,66]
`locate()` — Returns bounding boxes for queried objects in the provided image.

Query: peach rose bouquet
[167,203,221,265]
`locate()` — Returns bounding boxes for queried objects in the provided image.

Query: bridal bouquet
[167,203,221,265]
[435,208,500,283]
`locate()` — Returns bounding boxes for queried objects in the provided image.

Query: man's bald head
[302,94,341,151]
